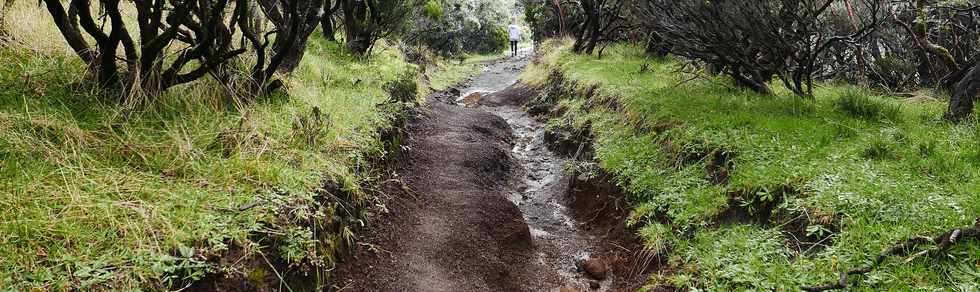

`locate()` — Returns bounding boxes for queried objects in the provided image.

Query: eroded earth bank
[333,51,654,291]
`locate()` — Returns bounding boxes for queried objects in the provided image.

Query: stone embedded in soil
[577,258,609,280]
[463,92,483,106]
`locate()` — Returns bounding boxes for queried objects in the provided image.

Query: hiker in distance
[508,21,521,57]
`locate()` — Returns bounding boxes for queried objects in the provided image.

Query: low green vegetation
[0,3,486,289]
[407,0,517,56]
[0,40,402,290]
[426,52,507,91]
[523,39,980,290]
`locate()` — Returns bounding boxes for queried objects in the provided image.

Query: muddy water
[456,51,614,291]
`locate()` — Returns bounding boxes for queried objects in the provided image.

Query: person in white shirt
[508,22,521,57]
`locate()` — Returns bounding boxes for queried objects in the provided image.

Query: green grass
[0,3,487,287]
[427,51,508,91]
[523,39,980,290]
[834,90,903,122]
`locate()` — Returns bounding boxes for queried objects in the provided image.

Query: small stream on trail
[453,50,614,291]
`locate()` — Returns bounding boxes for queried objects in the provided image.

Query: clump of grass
[291,106,330,147]
[831,122,859,138]
[916,140,937,157]
[385,69,420,103]
[862,135,899,160]
[530,68,580,108]
[834,89,902,121]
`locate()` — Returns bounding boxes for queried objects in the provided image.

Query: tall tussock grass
[0,1,433,289]
[833,89,903,122]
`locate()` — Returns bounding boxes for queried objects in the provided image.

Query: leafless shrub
[633,0,885,97]
[41,0,324,103]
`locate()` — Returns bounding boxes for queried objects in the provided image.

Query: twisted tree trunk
[258,0,324,73]
[843,0,868,84]
[342,0,371,55]
[321,14,336,41]
[551,0,565,36]
[944,62,980,122]
[572,0,599,54]
[41,0,95,63]
[901,0,959,73]
[320,0,341,41]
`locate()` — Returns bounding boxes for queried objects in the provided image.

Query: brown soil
[186,243,323,292]
[565,170,661,292]
[333,51,650,291]
[332,101,559,291]
[489,83,652,291]
[479,83,538,107]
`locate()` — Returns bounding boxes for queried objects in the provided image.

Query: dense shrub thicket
[405,0,515,57]
[522,0,980,121]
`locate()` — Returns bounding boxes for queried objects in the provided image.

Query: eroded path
[334,51,647,291]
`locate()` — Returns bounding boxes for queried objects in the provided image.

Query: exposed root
[800,218,980,292]
[543,121,594,159]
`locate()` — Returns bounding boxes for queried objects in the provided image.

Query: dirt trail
[334,50,648,291]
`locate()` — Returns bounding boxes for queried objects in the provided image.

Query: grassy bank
[0,2,487,289]
[522,39,980,290]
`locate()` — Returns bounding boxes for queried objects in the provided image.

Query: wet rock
[576,258,608,280]
[429,88,463,103]
[463,92,483,107]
